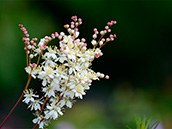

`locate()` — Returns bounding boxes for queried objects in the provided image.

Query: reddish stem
[32,122,38,129]
[0,75,32,128]
[32,94,64,129]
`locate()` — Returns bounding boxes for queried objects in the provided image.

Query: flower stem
[32,122,38,129]
[0,75,32,128]
[32,94,64,129]
[32,96,48,129]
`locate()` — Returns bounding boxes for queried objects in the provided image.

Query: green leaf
[150,120,159,129]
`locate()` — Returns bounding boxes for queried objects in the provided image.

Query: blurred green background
[0,0,172,128]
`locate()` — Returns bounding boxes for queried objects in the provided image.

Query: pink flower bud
[40,46,44,50]
[31,45,35,49]
[93,34,97,39]
[105,26,109,29]
[97,72,101,76]
[81,38,86,42]
[27,45,32,49]
[29,54,34,59]
[107,22,111,25]
[113,21,117,24]
[84,43,87,46]
[100,31,104,35]
[48,36,52,40]
[95,31,99,34]
[75,28,78,31]
[93,28,97,32]
[24,30,27,34]
[107,29,111,32]
[21,27,26,31]
[58,35,62,40]
[106,38,110,42]
[78,18,82,22]
[111,37,114,41]
[60,48,63,51]
[64,24,69,28]
[82,46,87,50]
[100,52,103,56]
[24,47,27,50]
[33,63,37,67]
[113,34,117,38]
[76,22,79,26]
[25,41,29,44]
[51,33,55,39]
[18,24,23,27]
[110,34,113,38]
[99,41,103,46]
[88,79,92,83]
[95,54,99,58]
[55,32,59,37]
[102,38,105,42]
[29,63,31,66]
[100,73,104,78]
[105,75,109,79]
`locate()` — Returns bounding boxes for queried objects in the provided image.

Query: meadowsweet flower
[28,99,43,111]
[23,89,39,104]
[19,16,117,128]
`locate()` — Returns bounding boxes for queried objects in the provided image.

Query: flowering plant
[0,16,116,129]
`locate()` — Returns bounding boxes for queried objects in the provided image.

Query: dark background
[0,0,172,128]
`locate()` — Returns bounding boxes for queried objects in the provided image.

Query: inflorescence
[19,16,116,128]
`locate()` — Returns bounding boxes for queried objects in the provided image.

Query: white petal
[66,101,72,108]
[39,121,44,129]
[53,111,58,120]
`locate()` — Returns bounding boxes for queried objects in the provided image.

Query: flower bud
[29,54,34,59]
[105,75,109,79]
[91,40,97,45]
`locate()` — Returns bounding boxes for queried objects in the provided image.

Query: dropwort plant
[0,16,116,129]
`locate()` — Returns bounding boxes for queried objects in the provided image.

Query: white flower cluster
[19,16,116,128]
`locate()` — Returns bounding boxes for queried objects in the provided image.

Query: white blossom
[23,89,39,104]
[21,15,116,129]
[28,99,43,111]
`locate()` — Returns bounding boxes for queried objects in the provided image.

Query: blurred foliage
[0,0,172,128]
[133,117,159,129]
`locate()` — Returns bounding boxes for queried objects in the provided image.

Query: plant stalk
[0,75,32,128]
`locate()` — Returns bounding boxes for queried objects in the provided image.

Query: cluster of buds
[19,16,116,128]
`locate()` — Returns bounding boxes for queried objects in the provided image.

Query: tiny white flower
[38,38,45,47]
[44,110,58,120]
[42,86,55,97]
[28,99,43,111]
[94,48,101,54]
[23,89,38,104]
[44,47,57,60]
[74,31,79,38]
[25,66,32,75]
[56,52,67,63]
[91,40,97,45]
[63,35,73,44]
